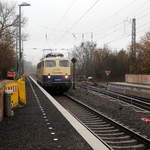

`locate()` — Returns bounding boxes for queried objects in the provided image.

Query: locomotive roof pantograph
[45,53,64,58]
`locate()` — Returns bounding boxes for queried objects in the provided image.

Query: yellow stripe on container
[17,78,26,105]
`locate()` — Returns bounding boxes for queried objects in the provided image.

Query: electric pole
[91,32,93,42]
[82,33,84,42]
[132,18,136,56]
[130,18,136,73]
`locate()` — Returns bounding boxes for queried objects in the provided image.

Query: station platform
[108,82,150,99]
[0,77,109,150]
[109,82,150,89]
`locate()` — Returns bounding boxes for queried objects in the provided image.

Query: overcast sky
[5,0,150,64]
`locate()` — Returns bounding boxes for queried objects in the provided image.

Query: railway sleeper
[85,121,107,125]
[78,116,100,119]
[79,119,102,122]
[101,135,131,140]
[94,129,119,133]
[91,126,115,130]
[98,132,125,136]
[111,144,145,150]
[106,140,139,147]
[82,120,103,123]
[89,124,111,127]
[105,139,137,144]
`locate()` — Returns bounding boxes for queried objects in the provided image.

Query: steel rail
[80,84,150,111]
[60,94,150,150]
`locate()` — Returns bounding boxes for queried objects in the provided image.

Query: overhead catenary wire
[95,18,150,42]
[104,27,150,46]
[94,22,124,38]
[58,0,103,42]
[91,7,150,42]
[66,0,150,44]
[131,0,150,18]
[93,13,150,42]
[136,10,150,21]
[94,16,150,47]
[89,0,138,33]
[88,0,150,39]
[54,0,150,49]
[60,0,139,45]
[66,0,102,31]
[93,0,150,45]
[105,34,131,45]
[55,0,78,26]
[136,21,150,32]
[39,0,78,47]
[94,0,150,33]
[70,15,150,49]
[101,20,150,47]
[71,17,150,49]
[97,0,150,49]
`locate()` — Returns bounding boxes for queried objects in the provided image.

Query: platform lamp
[18,2,30,77]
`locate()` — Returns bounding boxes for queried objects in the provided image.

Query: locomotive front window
[46,60,56,67]
[59,60,69,67]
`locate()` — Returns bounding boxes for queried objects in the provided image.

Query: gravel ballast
[67,86,150,140]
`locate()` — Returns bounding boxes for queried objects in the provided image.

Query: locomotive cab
[36,53,72,92]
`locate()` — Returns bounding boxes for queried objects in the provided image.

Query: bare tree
[0,1,29,79]
[0,1,19,38]
[72,41,96,77]
[135,32,150,74]
[0,1,18,78]
[0,1,27,39]
[0,29,16,78]
[72,42,129,81]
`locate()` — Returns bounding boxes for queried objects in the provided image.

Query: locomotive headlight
[65,75,69,79]
[48,75,51,79]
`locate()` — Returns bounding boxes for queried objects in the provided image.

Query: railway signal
[105,70,111,86]
[71,58,77,89]
[105,70,111,76]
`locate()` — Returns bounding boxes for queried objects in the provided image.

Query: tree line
[1,1,150,80]
[0,1,34,79]
[72,32,150,81]
[0,1,17,78]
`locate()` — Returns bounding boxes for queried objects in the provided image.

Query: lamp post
[18,2,30,77]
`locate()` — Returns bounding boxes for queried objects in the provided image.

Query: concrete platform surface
[0,77,110,150]
[109,82,150,89]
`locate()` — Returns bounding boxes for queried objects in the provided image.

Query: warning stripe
[5,86,17,92]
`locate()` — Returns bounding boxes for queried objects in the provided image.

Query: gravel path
[67,87,150,140]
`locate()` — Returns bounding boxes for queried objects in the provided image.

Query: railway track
[55,94,150,150]
[79,84,150,111]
